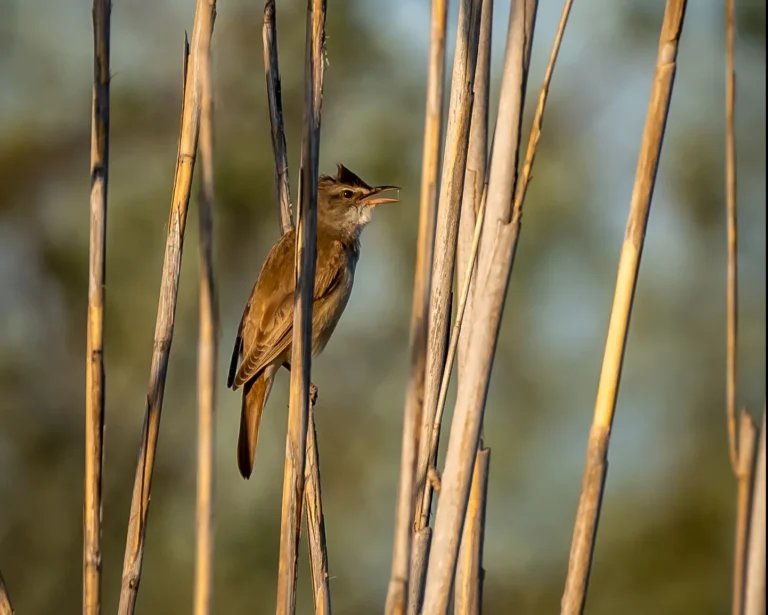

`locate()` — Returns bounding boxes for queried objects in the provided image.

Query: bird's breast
[312,253,356,355]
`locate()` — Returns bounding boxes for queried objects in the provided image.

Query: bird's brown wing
[233,234,347,389]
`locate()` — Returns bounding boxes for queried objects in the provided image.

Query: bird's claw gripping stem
[427,466,441,493]
[282,361,319,407]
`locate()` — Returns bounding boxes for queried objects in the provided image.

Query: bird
[227,164,400,479]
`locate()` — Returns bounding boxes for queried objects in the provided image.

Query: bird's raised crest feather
[318,164,372,191]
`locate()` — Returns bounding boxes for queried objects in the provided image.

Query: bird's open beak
[361,185,401,206]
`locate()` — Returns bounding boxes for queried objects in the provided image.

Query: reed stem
[560,2,688,612]
[84,0,110,612]
[263,0,294,234]
[274,1,327,612]
[193,11,218,614]
[724,0,740,475]
[117,2,217,610]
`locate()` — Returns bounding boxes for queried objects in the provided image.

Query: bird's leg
[281,361,319,407]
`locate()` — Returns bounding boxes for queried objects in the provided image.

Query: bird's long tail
[237,364,277,479]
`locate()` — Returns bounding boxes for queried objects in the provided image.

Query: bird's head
[317,164,400,237]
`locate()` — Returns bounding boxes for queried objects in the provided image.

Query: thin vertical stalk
[0,571,13,615]
[263,0,294,233]
[274,1,326,613]
[385,0,447,613]
[457,0,493,376]
[117,1,217,611]
[513,0,574,211]
[420,0,537,611]
[474,0,537,283]
[453,445,490,615]
[193,10,217,615]
[560,2,688,613]
[414,0,483,535]
[724,0,739,475]
[745,407,766,615]
[724,2,754,610]
[305,409,332,615]
[453,5,493,610]
[733,411,757,615]
[85,1,110,613]
[263,2,331,610]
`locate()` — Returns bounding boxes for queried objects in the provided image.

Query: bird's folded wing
[234,237,347,388]
[234,294,294,388]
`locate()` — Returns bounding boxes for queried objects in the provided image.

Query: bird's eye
[341,190,354,199]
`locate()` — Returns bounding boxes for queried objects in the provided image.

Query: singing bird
[227,164,400,478]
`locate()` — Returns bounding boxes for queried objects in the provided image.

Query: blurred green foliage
[0,0,764,613]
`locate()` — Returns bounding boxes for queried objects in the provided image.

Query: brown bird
[227,164,400,479]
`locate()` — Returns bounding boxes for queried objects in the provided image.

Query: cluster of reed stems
[5,0,754,614]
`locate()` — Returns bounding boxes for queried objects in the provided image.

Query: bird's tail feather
[237,364,277,479]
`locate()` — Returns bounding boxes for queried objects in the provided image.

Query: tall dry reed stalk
[117,1,217,611]
[453,1,493,611]
[193,5,218,614]
[262,2,332,612]
[723,2,760,613]
[84,1,110,613]
[724,0,740,476]
[263,0,294,233]
[262,0,293,238]
[386,1,447,613]
[559,1,688,613]
[456,0,492,383]
[274,1,327,613]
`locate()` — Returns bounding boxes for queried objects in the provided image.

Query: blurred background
[0,0,765,613]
